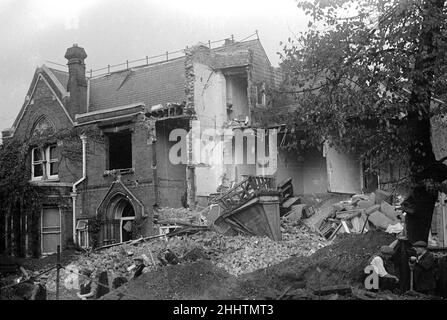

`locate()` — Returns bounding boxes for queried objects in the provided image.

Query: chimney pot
[65,44,87,63]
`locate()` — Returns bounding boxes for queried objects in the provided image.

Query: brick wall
[77,113,157,236]
[12,76,81,182]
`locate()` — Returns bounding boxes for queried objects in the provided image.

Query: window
[47,145,59,178]
[32,148,44,180]
[256,83,266,106]
[108,132,132,170]
[32,116,55,137]
[31,145,59,181]
[76,220,89,248]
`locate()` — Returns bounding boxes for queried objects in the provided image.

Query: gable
[212,39,274,86]
[96,179,146,218]
[10,70,74,140]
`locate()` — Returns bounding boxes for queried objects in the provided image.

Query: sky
[0,0,308,133]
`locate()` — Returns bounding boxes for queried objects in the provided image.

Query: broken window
[107,132,132,170]
[226,75,249,121]
[256,82,266,106]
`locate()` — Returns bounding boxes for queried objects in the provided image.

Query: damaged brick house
[6,34,443,257]
[1,36,304,256]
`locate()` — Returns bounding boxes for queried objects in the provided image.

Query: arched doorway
[113,198,135,242]
[102,195,136,244]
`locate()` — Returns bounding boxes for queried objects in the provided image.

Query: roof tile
[89,57,186,112]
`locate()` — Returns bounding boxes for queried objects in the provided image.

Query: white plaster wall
[193,62,227,196]
[324,142,362,194]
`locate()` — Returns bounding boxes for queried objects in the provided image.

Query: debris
[385,223,404,234]
[217,194,282,241]
[304,195,349,230]
[280,197,301,216]
[380,201,399,221]
[205,204,221,226]
[357,200,375,209]
[369,211,393,230]
[313,190,403,236]
[284,204,306,222]
[277,177,294,200]
[365,204,381,215]
[181,247,209,262]
[375,189,392,205]
[313,284,352,296]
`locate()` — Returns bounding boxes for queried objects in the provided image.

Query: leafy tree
[279,0,447,243]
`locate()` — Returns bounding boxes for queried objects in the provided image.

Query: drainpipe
[71,134,87,244]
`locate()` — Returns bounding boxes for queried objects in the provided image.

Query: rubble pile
[43,215,327,290]
[190,225,326,276]
[154,207,206,225]
[316,189,404,239]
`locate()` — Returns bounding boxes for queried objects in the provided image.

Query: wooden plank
[341,221,351,233]
[313,285,352,296]
[282,197,301,209]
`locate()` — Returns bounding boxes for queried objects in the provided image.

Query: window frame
[255,82,266,106]
[106,131,133,171]
[31,147,45,181]
[41,206,62,255]
[76,219,89,248]
[31,144,59,181]
[46,145,59,180]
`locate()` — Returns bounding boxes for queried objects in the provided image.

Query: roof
[3,66,73,139]
[87,40,267,113]
[89,57,187,112]
[48,67,69,89]
[31,39,272,117]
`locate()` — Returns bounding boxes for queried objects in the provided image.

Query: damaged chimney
[65,44,87,118]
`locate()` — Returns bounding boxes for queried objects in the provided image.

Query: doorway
[41,207,61,254]
[113,198,135,243]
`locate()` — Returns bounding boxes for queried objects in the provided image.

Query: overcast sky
[0,0,308,132]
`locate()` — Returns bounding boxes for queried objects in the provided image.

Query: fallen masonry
[2,187,447,300]
[40,213,327,294]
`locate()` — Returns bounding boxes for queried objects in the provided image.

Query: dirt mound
[102,260,239,300]
[234,231,396,299]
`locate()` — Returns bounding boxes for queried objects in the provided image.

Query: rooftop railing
[46,31,259,79]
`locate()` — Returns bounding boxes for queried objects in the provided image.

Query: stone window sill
[103,168,135,177]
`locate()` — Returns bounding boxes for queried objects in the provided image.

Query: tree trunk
[405,0,447,243]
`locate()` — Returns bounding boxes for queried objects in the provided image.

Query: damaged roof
[89,57,187,112]
[44,39,272,114]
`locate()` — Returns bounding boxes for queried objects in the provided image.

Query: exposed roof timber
[75,112,142,127]
[75,102,145,119]
[144,102,192,120]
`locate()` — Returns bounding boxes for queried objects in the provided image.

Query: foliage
[278,0,447,183]
[0,139,43,256]
[0,125,103,256]
[88,216,102,248]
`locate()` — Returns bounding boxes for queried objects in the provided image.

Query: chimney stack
[65,44,87,118]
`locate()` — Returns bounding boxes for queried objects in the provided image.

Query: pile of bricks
[44,214,327,290]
